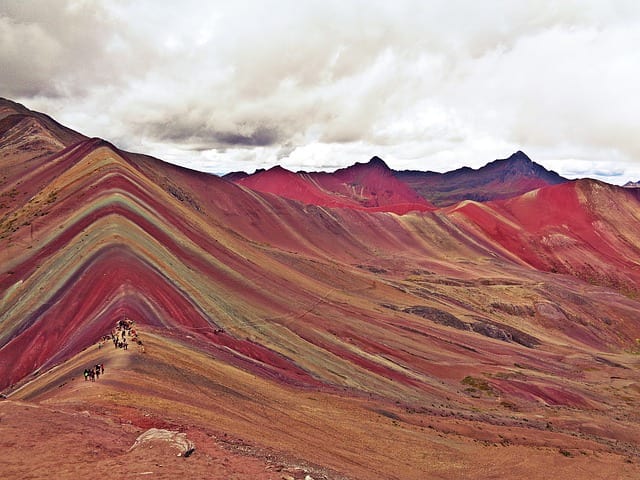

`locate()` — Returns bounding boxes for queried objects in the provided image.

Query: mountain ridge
[227,150,569,209]
[395,150,568,206]
[229,157,435,214]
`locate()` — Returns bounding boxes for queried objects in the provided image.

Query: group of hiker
[96,317,143,352]
[83,363,104,382]
[84,317,144,382]
[111,318,142,350]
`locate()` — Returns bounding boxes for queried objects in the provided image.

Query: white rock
[129,428,195,456]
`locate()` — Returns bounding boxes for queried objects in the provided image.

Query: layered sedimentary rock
[2,98,640,479]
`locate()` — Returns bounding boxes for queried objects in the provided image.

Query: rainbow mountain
[1,98,640,479]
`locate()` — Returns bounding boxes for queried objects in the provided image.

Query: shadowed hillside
[2,99,640,479]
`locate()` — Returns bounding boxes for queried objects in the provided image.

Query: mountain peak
[508,150,533,163]
[367,155,389,169]
[395,150,567,206]
[347,155,390,172]
[266,164,291,174]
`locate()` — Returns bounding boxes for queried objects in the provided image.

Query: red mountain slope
[231,156,434,214]
[448,180,640,294]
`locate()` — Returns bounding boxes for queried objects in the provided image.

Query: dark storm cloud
[213,126,281,148]
[133,106,286,151]
[157,123,282,149]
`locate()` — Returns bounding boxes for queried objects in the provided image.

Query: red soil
[234,159,434,214]
[448,180,640,291]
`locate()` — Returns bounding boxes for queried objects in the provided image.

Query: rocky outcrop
[129,428,195,457]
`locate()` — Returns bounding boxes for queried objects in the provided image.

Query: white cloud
[3,0,640,184]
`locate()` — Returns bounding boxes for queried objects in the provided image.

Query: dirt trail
[6,334,133,402]
[1,328,286,480]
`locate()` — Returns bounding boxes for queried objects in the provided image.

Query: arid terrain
[1,97,640,479]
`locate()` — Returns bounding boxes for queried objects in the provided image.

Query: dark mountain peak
[489,151,565,181]
[395,150,568,207]
[492,150,533,168]
[367,155,389,169]
[345,155,391,173]
[507,150,533,163]
[332,155,392,178]
[344,155,389,170]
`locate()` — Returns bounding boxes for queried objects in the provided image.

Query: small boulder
[129,428,195,457]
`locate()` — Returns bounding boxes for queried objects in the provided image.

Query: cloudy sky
[2,1,640,184]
